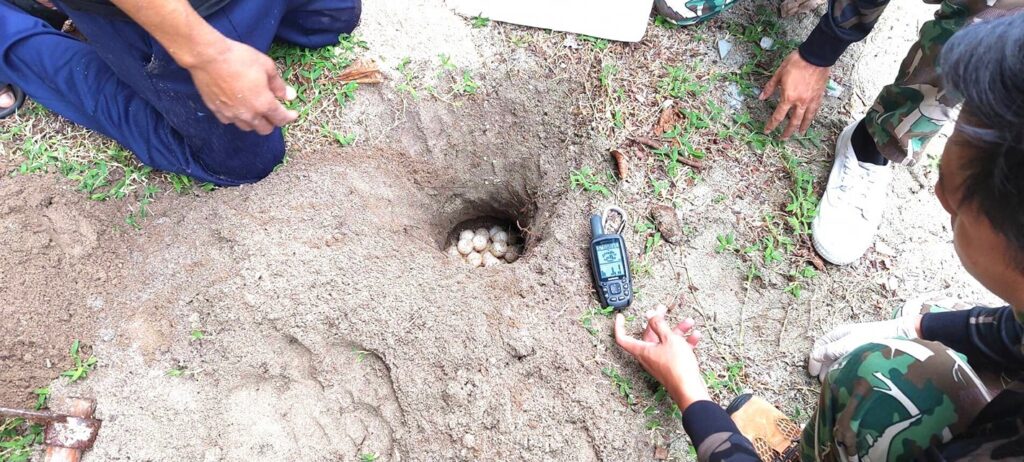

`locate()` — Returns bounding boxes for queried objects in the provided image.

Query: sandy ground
[0,0,1004,461]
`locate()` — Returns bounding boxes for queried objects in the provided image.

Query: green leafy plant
[453,70,480,95]
[0,419,44,462]
[470,15,490,28]
[569,167,611,197]
[359,453,379,462]
[190,330,206,341]
[602,366,636,405]
[32,388,49,411]
[715,233,739,253]
[704,362,745,395]
[60,340,97,384]
[581,306,615,336]
[579,35,610,51]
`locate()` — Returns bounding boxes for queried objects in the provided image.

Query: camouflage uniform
[802,304,1024,461]
[821,0,1024,165]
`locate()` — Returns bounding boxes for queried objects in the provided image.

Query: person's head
[935,12,1024,307]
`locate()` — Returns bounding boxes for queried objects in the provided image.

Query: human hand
[759,51,830,138]
[807,315,922,382]
[614,305,709,411]
[184,39,298,135]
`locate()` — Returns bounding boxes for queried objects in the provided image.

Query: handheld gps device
[589,208,633,310]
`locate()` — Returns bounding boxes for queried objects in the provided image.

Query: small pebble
[759,37,775,50]
[717,39,733,59]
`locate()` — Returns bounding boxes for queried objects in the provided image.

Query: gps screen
[595,241,625,280]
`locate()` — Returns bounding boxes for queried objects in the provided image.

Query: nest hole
[438,191,538,268]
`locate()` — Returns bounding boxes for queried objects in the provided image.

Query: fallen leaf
[654,104,682,137]
[654,446,669,460]
[338,58,383,84]
[610,149,627,179]
[651,204,683,245]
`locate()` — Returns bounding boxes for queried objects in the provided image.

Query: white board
[449,0,655,43]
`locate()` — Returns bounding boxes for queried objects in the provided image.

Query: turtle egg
[467,251,483,267]
[457,239,474,256]
[459,229,475,241]
[447,246,462,258]
[488,225,504,237]
[490,241,508,258]
[482,252,502,267]
[491,231,509,244]
[474,228,489,239]
[472,234,489,252]
[504,246,521,263]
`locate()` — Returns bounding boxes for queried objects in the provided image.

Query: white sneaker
[812,121,893,265]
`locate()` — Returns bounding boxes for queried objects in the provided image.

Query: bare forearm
[108,0,227,69]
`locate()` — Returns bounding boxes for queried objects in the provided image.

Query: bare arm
[109,0,297,135]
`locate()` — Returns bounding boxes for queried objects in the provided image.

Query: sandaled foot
[0,84,26,119]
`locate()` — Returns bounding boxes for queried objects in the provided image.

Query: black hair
[941,12,1024,269]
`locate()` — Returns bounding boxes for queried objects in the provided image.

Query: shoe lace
[835,161,882,205]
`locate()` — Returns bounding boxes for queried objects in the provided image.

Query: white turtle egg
[482,252,502,267]
[457,238,474,256]
[490,241,508,258]
[459,229,475,241]
[474,228,489,239]
[447,246,462,258]
[466,251,483,267]
[488,225,504,237]
[472,234,489,252]
[491,231,509,244]
[504,246,521,263]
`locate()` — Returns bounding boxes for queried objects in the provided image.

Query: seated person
[615,13,1024,462]
[0,0,361,186]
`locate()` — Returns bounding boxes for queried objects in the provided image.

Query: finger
[233,118,254,132]
[686,329,703,347]
[648,315,674,342]
[673,318,696,335]
[264,102,299,127]
[764,101,791,133]
[800,100,823,133]
[250,116,275,136]
[760,72,781,100]
[267,68,289,101]
[614,313,648,356]
[782,106,806,139]
[642,305,670,343]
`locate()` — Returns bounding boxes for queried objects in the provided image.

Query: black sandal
[0,83,26,120]
[10,0,68,30]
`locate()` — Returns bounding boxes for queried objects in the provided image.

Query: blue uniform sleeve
[798,0,892,67]
[920,305,1024,373]
[681,401,761,462]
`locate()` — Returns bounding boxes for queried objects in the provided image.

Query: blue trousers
[0,0,360,185]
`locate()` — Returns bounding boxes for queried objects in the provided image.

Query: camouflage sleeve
[681,401,760,462]
[920,305,1024,373]
[797,0,892,67]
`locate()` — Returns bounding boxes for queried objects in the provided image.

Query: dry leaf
[654,446,669,460]
[654,105,682,137]
[339,58,383,84]
[610,149,627,179]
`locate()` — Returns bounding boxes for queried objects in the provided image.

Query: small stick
[628,136,706,170]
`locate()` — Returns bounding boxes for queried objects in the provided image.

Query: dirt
[0,0,1006,461]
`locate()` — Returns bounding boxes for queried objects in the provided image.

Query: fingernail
[285,86,297,100]
[644,310,655,319]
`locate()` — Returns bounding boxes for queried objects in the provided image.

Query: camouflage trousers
[865,0,1024,165]
[800,338,993,461]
